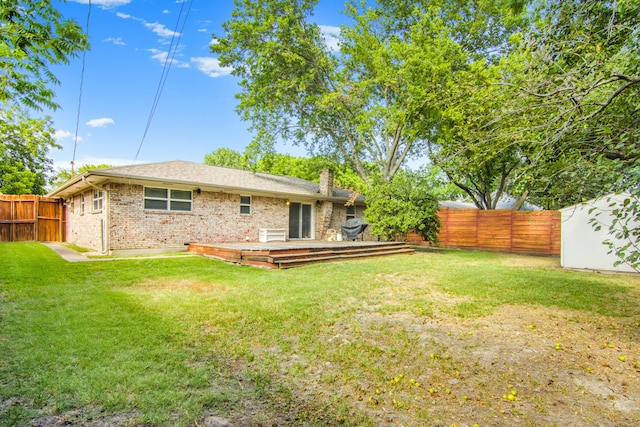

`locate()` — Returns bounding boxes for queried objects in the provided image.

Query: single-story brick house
[48,160,368,254]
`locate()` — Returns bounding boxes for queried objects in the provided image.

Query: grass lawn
[1,243,639,426]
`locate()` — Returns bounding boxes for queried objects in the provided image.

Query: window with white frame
[92,191,103,211]
[240,195,251,215]
[144,187,192,212]
[346,205,356,220]
[80,194,85,214]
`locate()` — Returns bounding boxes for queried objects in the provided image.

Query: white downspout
[82,177,109,254]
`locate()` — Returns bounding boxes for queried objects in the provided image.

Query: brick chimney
[319,169,334,196]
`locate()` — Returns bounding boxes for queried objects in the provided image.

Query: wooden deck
[188,240,414,269]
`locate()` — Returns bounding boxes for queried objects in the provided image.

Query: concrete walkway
[42,242,94,262]
[42,242,194,263]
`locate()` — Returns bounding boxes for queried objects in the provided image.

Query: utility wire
[71,0,92,175]
[130,0,195,167]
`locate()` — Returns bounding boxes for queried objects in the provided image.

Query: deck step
[268,244,405,261]
[188,242,415,268]
[273,247,415,268]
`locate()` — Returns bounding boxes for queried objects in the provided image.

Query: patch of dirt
[26,408,140,427]
[297,304,640,426]
[19,393,299,427]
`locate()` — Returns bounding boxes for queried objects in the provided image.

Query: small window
[346,205,356,220]
[92,191,103,211]
[80,194,85,214]
[144,187,192,212]
[240,195,251,215]
[170,189,192,211]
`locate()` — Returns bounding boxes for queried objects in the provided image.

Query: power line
[71,0,92,175]
[130,0,195,166]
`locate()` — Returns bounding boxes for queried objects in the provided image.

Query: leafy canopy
[203,146,367,191]
[0,106,58,195]
[364,169,440,242]
[1,0,88,194]
[212,0,526,187]
[500,0,640,205]
[0,0,89,111]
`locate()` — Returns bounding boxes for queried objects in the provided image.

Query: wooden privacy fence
[407,208,561,256]
[0,195,65,242]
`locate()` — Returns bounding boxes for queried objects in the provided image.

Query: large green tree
[203,147,246,169]
[1,0,88,194]
[525,0,640,270]
[363,169,440,242]
[0,106,58,195]
[203,147,367,191]
[430,0,639,213]
[469,0,640,267]
[1,0,89,111]
[428,58,530,209]
[212,0,526,187]
[493,0,639,204]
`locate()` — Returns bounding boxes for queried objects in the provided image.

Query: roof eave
[50,170,357,203]
[46,171,91,198]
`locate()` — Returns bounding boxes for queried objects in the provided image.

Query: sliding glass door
[289,202,312,239]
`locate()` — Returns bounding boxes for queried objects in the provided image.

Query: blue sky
[48,0,347,172]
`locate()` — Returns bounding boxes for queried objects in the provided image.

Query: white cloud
[148,49,190,68]
[53,130,83,145]
[104,37,125,46]
[319,25,341,52]
[162,9,170,14]
[116,12,179,39]
[71,0,132,8]
[86,118,115,128]
[149,49,169,63]
[191,57,232,78]
[54,130,73,141]
[145,22,180,38]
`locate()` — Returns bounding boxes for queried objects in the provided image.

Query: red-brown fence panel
[408,208,560,256]
[0,195,64,242]
[0,198,11,242]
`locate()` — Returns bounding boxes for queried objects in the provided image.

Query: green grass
[62,243,91,253]
[1,242,638,426]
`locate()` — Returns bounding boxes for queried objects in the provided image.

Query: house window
[346,205,356,220]
[144,187,192,212]
[92,191,103,211]
[80,194,85,214]
[240,195,251,215]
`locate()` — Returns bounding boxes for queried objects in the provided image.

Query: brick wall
[319,169,334,196]
[316,200,333,239]
[65,183,375,251]
[65,191,107,251]
[328,203,375,241]
[107,183,291,250]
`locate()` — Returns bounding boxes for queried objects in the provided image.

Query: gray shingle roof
[50,160,358,201]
